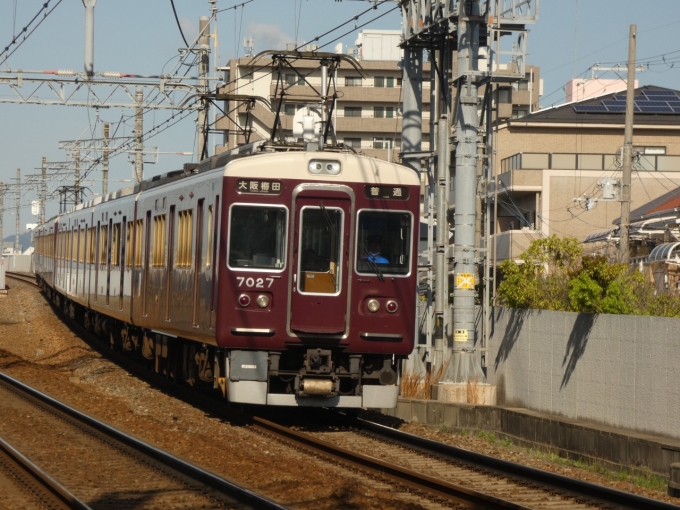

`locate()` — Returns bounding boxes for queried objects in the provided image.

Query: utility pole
[135,88,144,183]
[102,122,109,196]
[197,16,211,161]
[73,144,81,205]
[0,183,4,254]
[41,157,47,224]
[13,169,20,254]
[620,24,636,264]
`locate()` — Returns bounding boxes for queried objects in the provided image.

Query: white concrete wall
[488,307,680,440]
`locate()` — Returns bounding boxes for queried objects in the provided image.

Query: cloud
[246,23,293,52]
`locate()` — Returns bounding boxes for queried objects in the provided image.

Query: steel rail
[0,372,288,510]
[0,435,89,510]
[5,272,39,287]
[355,416,680,510]
[249,414,529,509]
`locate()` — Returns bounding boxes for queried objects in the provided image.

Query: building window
[344,106,362,117]
[386,77,395,88]
[345,76,362,87]
[374,76,384,88]
[285,103,302,116]
[374,106,394,118]
[513,79,529,91]
[286,74,304,86]
[512,108,529,119]
[497,88,511,104]
[343,138,361,148]
[373,137,394,149]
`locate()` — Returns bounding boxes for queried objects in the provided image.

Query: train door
[289,190,352,334]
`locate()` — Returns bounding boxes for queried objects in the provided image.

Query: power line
[169,0,189,48]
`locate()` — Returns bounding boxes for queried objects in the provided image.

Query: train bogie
[34,149,420,408]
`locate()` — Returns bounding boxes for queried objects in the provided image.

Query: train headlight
[309,159,341,175]
[325,161,341,175]
[309,161,324,174]
[238,294,251,307]
[386,300,398,314]
[256,295,270,308]
[367,299,380,313]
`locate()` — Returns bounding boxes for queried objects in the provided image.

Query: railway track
[9,273,679,508]
[0,435,87,510]
[5,271,39,287]
[0,371,286,510]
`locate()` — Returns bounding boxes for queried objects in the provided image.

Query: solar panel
[605,105,626,112]
[637,105,674,113]
[612,94,627,101]
[641,100,675,107]
[643,90,679,98]
[574,105,609,112]
[602,100,626,106]
[672,106,680,113]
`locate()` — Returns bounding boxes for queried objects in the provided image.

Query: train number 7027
[236,276,275,288]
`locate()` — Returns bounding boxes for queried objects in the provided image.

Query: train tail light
[238,294,251,307]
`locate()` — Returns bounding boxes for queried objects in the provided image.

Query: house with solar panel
[489,85,680,264]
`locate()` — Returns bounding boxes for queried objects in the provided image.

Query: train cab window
[297,206,343,295]
[228,205,287,270]
[356,210,413,277]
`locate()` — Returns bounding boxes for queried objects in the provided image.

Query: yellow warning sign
[454,329,469,342]
[456,273,475,289]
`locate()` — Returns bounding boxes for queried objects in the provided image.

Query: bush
[496,235,680,316]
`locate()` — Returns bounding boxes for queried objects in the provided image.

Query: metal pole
[74,145,80,205]
[83,0,97,78]
[449,0,485,383]
[14,169,20,254]
[102,122,109,196]
[320,61,328,149]
[620,24,636,264]
[0,183,4,254]
[41,157,46,224]
[434,115,449,371]
[135,87,143,183]
[197,16,210,160]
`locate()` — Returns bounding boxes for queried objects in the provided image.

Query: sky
[1,0,679,238]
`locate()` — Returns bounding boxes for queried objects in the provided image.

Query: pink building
[566,78,639,103]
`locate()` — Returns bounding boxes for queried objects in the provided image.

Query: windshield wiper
[359,242,384,282]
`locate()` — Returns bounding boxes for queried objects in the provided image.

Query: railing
[501,152,680,173]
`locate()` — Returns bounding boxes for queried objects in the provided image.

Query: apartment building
[489,85,680,262]
[215,30,540,164]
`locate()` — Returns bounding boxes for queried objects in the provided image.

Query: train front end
[216,151,420,408]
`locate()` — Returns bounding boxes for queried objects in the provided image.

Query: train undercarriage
[41,281,401,408]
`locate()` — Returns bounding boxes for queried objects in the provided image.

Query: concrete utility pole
[619,24,636,264]
[102,122,110,196]
[0,183,4,253]
[135,88,144,183]
[73,144,81,205]
[83,0,97,78]
[449,0,485,383]
[197,16,211,161]
[14,169,20,254]
[41,157,47,224]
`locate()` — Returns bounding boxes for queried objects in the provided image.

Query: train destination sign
[236,179,283,194]
[364,185,409,200]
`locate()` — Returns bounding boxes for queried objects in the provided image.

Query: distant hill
[2,231,33,252]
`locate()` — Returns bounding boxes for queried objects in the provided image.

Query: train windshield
[356,210,412,276]
[228,205,287,269]
[297,206,343,295]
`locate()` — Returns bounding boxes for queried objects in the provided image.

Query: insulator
[101,72,122,79]
[56,69,76,76]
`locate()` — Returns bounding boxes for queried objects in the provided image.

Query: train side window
[356,210,413,277]
[152,214,166,267]
[227,205,287,270]
[125,221,133,267]
[87,227,96,263]
[177,209,193,268]
[79,228,86,263]
[297,206,343,294]
[206,205,214,269]
[111,223,121,266]
[134,219,144,267]
[99,225,108,266]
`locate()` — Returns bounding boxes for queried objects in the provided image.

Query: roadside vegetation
[496,235,680,316]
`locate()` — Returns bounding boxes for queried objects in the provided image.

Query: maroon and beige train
[34,147,420,407]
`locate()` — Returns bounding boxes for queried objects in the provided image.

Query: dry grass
[466,375,479,404]
[400,365,445,399]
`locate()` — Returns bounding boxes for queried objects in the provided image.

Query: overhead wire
[169,0,190,48]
